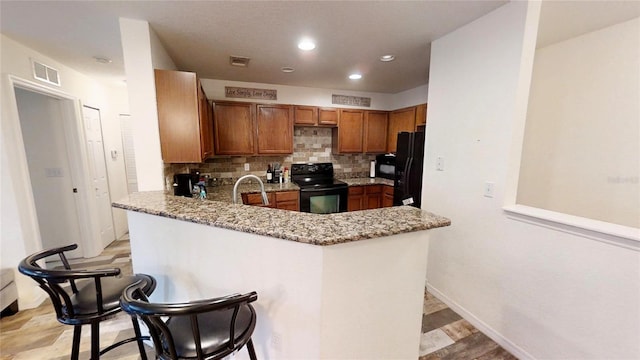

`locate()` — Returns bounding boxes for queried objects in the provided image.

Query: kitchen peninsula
[113,188,450,359]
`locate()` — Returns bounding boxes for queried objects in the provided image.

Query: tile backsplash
[164,127,377,189]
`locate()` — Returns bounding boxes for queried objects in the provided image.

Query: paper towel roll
[370,160,376,178]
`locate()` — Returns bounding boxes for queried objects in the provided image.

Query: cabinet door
[213,101,255,155]
[382,185,394,207]
[364,111,388,153]
[348,186,364,211]
[198,84,214,159]
[242,192,275,207]
[318,107,339,126]
[334,109,364,153]
[155,69,203,163]
[294,106,318,126]
[415,103,427,128]
[256,104,293,154]
[387,106,417,153]
[365,185,382,209]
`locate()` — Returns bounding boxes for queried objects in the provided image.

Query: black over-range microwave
[375,154,396,180]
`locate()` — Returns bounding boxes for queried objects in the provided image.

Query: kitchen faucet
[232,175,269,205]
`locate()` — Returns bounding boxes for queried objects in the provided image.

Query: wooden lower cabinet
[274,191,300,211]
[364,185,382,209]
[382,185,394,207]
[348,185,385,211]
[242,190,299,211]
[347,186,365,211]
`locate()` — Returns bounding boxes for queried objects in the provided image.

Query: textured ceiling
[2,1,636,93]
[0,0,507,93]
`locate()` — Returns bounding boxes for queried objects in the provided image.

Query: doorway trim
[3,74,103,258]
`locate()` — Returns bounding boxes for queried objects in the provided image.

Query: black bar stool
[18,243,156,360]
[121,278,258,360]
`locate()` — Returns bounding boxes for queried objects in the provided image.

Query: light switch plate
[244,163,250,171]
[484,182,495,198]
[436,157,444,171]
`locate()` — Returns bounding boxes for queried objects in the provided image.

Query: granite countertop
[113,178,450,246]
[342,177,394,187]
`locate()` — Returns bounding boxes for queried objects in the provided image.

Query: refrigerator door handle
[405,157,413,196]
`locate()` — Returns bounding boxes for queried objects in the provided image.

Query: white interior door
[119,114,138,193]
[15,88,83,257]
[83,106,115,248]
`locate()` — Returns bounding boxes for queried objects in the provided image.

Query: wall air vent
[32,59,61,86]
[229,56,250,67]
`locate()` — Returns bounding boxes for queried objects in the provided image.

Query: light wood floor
[0,236,516,359]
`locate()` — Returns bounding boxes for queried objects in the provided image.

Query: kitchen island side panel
[127,211,324,359]
[320,232,429,359]
[127,210,430,359]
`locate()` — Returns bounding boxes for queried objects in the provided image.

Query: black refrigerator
[394,132,425,208]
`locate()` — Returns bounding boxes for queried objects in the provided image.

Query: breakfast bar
[113,191,450,359]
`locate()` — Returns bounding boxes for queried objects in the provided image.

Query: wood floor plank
[427,332,500,360]
[422,308,463,333]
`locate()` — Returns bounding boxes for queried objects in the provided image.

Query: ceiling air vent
[32,59,61,86]
[229,56,250,67]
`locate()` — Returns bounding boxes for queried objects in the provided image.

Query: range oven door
[299,186,348,214]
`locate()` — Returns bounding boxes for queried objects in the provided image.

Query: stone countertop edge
[114,189,449,247]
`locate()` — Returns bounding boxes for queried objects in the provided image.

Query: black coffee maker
[173,173,197,197]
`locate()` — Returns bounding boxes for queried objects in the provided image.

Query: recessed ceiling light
[379,55,395,62]
[298,39,316,51]
[93,56,112,64]
[281,67,295,73]
[348,73,362,80]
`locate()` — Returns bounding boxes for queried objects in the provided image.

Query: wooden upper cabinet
[256,104,293,154]
[387,106,417,153]
[155,69,213,163]
[415,103,427,129]
[318,107,339,126]
[294,105,318,126]
[198,86,214,159]
[332,109,364,153]
[213,101,255,155]
[364,111,388,153]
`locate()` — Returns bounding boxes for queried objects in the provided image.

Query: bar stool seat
[18,244,156,360]
[121,278,258,360]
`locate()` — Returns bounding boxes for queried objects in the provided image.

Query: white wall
[423,2,640,359]
[101,82,130,238]
[119,18,176,191]
[1,34,130,308]
[389,84,429,110]
[518,17,640,228]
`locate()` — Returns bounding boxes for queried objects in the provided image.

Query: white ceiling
[536,1,640,48]
[0,0,507,93]
[2,1,638,94]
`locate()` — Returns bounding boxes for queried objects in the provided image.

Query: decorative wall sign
[225,86,277,100]
[332,94,371,107]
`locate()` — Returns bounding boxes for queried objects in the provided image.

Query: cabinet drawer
[275,191,299,202]
[365,185,382,194]
[276,201,299,211]
[348,186,364,195]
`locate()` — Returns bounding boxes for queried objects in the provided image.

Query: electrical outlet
[244,163,250,171]
[484,182,495,198]
[436,157,444,171]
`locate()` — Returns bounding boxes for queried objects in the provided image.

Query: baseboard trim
[426,283,535,360]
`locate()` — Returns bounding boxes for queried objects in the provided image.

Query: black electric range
[291,163,348,213]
